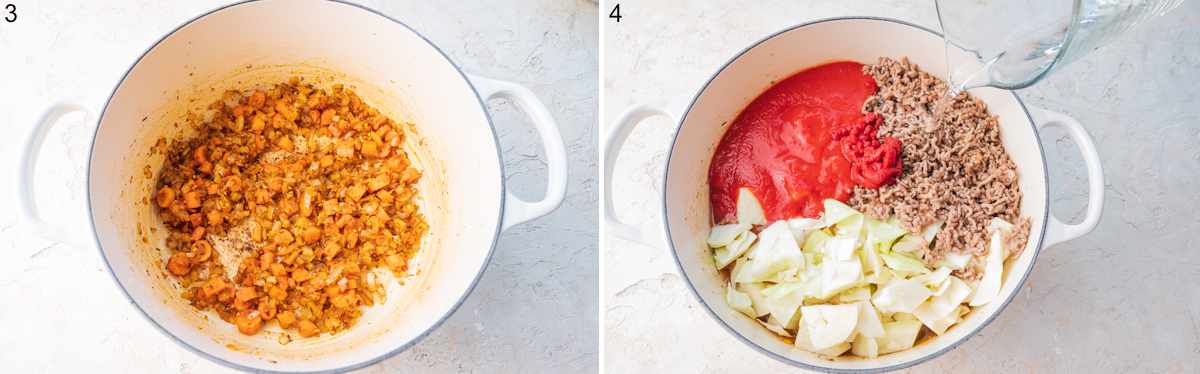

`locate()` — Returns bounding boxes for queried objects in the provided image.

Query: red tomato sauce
[833,112,903,189]
[708,61,901,224]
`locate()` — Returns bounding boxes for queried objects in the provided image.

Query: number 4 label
[609,4,621,22]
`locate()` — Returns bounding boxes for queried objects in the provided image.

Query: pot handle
[1031,108,1105,248]
[19,102,94,248]
[604,105,672,247]
[467,74,568,231]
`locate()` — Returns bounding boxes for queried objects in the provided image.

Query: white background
[0,0,597,373]
[603,0,1200,372]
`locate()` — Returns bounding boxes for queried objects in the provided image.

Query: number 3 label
[4,3,15,23]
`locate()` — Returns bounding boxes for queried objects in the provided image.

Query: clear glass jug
[935,0,1184,92]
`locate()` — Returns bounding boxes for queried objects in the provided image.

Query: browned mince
[849,57,1031,277]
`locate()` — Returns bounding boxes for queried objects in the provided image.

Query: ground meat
[849,57,1031,269]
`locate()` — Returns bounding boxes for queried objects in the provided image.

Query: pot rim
[86,1,506,373]
[661,16,1051,373]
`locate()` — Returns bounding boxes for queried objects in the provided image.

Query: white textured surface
[0,0,597,373]
[604,0,1199,373]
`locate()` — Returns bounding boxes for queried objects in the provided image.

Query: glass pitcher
[935,0,1184,92]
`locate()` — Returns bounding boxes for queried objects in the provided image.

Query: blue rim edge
[86,1,507,373]
[660,16,1051,374]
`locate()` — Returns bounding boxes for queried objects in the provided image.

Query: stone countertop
[603,0,1199,372]
[0,0,597,373]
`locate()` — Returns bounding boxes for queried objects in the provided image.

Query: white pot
[604,17,1104,372]
[18,1,567,372]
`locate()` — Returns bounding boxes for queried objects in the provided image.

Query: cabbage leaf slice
[855,301,886,338]
[913,276,972,334]
[851,335,880,358]
[735,281,771,318]
[872,278,933,314]
[968,231,1006,307]
[787,218,823,242]
[937,252,973,270]
[713,231,756,270]
[800,304,859,350]
[734,221,803,283]
[737,188,767,226]
[819,258,864,299]
[866,217,908,252]
[795,323,853,357]
[761,282,807,330]
[707,223,751,248]
[880,252,931,275]
[822,199,860,227]
[878,320,922,354]
[725,281,756,318]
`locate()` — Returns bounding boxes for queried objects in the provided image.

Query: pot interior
[89,0,502,371]
[664,18,1048,371]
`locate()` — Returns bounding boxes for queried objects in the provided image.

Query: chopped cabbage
[913,277,972,334]
[968,231,1006,307]
[711,198,1010,358]
[795,324,853,357]
[923,305,970,336]
[707,223,751,247]
[734,222,803,283]
[823,236,859,262]
[922,312,961,336]
[988,217,1014,234]
[890,234,926,255]
[872,278,933,314]
[860,240,884,276]
[851,335,880,358]
[757,318,793,337]
[802,229,832,253]
[725,282,756,318]
[855,301,886,338]
[713,231,756,269]
[787,218,823,241]
[736,282,771,318]
[937,252,973,270]
[762,283,806,330]
[822,199,860,227]
[769,267,801,283]
[880,252,931,274]
[914,266,952,288]
[803,252,820,268]
[866,217,908,251]
[878,320,922,354]
[818,343,852,357]
[761,281,805,300]
[819,259,864,299]
[891,312,916,321]
[931,276,953,296]
[737,188,767,226]
[835,214,865,240]
[865,267,895,285]
[729,257,749,284]
[800,304,859,350]
[833,286,872,304]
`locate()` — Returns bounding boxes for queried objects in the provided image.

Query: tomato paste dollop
[832,112,902,189]
[708,61,902,224]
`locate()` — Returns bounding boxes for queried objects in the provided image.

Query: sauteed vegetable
[151,78,427,341]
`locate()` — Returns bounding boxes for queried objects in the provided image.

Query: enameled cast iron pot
[19,0,567,372]
[604,17,1104,372]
